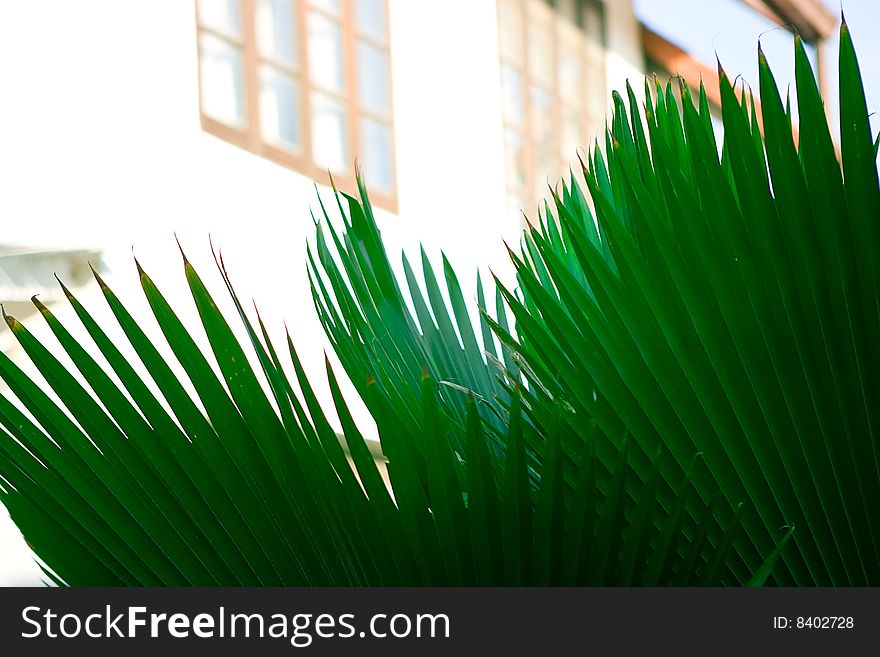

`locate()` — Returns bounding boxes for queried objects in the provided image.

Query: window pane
[535,150,556,202]
[561,108,582,158]
[358,41,390,116]
[356,0,387,41]
[530,85,555,149]
[558,28,582,103]
[558,55,581,103]
[361,118,393,192]
[583,0,605,46]
[311,93,348,172]
[308,13,344,92]
[500,65,524,125]
[198,0,242,37]
[260,66,300,149]
[556,0,582,28]
[503,129,526,189]
[257,0,297,67]
[199,33,246,126]
[585,63,605,118]
[497,0,523,64]
[309,0,340,15]
[527,22,553,85]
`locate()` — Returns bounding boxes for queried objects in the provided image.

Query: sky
[634,0,880,138]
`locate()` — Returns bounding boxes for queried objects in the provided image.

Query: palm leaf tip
[2,23,878,587]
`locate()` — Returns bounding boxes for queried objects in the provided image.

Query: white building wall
[0,0,643,585]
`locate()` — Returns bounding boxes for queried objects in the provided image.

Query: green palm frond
[1,19,875,588]
[495,21,879,585]
[307,176,515,454]
[0,250,748,585]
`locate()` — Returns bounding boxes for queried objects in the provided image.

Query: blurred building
[188,0,836,232]
[0,0,838,585]
[0,0,649,449]
[0,0,837,331]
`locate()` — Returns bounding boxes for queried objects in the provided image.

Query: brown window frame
[497,0,607,223]
[195,0,398,213]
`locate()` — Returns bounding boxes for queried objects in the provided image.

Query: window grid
[196,0,397,212]
[498,0,606,224]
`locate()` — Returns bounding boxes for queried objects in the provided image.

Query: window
[497,0,606,223]
[196,0,396,209]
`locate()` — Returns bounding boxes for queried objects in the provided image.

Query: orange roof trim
[642,26,725,110]
[739,0,836,41]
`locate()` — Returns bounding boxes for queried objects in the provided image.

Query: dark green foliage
[310,20,880,585]
[0,257,738,585]
[1,20,876,586]
[493,24,880,584]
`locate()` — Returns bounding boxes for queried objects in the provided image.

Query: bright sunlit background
[1,0,877,586]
